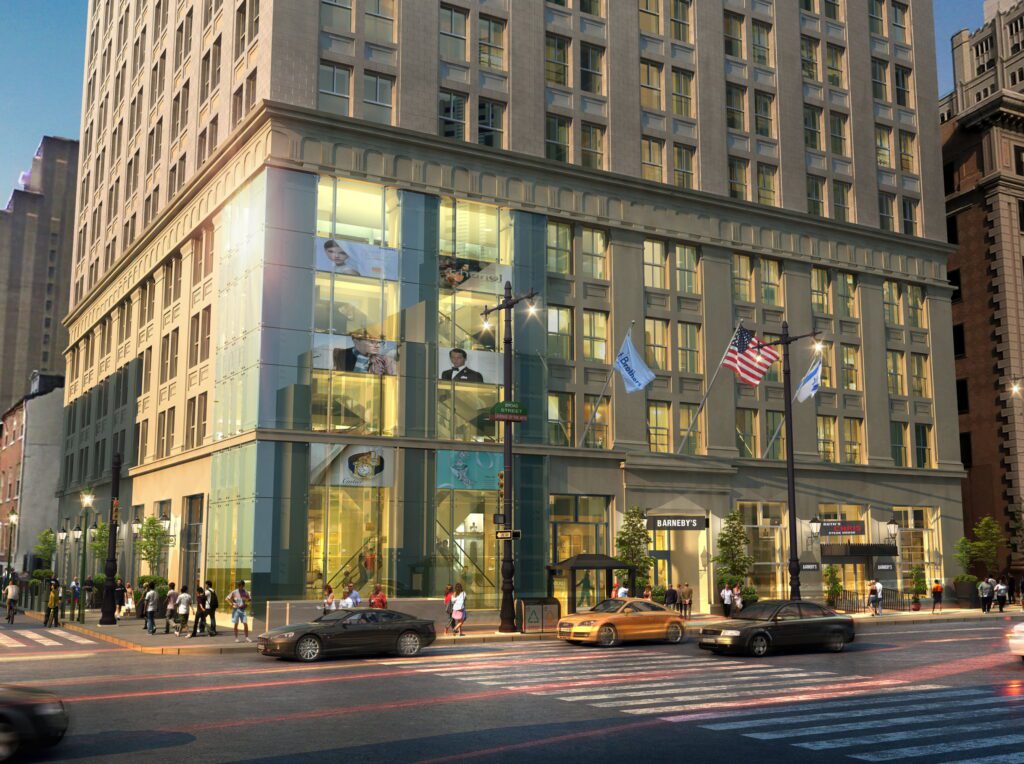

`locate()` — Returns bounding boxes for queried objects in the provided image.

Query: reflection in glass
[439,289,504,351]
[583,394,610,448]
[437,381,502,443]
[435,489,500,608]
[440,198,504,263]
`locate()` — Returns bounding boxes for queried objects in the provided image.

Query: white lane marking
[591,675,848,708]
[0,652,99,662]
[0,632,26,648]
[619,681,906,714]
[931,753,1024,764]
[863,626,1013,636]
[747,695,1024,740]
[461,660,722,683]
[52,630,95,644]
[438,656,712,678]
[562,672,841,702]
[472,662,781,686]
[530,680,696,697]
[16,629,60,646]
[700,684,987,725]
[796,711,1024,750]
[851,733,1024,762]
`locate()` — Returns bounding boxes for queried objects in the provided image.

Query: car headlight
[576,620,596,627]
[721,629,741,637]
[273,632,295,639]
[35,702,64,716]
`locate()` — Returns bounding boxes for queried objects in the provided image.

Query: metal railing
[834,589,913,614]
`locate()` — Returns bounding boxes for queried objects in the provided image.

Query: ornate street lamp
[3,508,17,581]
[809,516,823,537]
[159,510,171,533]
[886,514,900,543]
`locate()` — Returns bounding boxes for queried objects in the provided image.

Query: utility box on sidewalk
[517,597,561,633]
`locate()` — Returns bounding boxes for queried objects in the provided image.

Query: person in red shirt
[369,583,388,609]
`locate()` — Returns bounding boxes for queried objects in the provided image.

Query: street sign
[645,516,707,531]
[495,529,522,540]
[800,562,820,572]
[819,520,865,536]
[489,401,528,422]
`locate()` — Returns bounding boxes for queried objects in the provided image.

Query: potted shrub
[910,566,927,611]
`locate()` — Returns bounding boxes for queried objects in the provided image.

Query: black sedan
[257,608,436,662]
[0,685,68,761]
[698,600,854,657]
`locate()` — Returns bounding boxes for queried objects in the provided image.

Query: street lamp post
[4,508,18,583]
[77,490,93,622]
[481,281,537,633]
[99,453,122,626]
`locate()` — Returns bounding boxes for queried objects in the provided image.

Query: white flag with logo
[614,334,656,393]
[795,357,822,402]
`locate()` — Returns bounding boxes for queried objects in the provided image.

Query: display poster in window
[437,348,502,385]
[439,256,511,294]
[436,449,504,491]
[310,443,396,488]
[315,236,399,280]
[312,333,399,375]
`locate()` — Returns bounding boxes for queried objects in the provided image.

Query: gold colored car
[556,598,686,647]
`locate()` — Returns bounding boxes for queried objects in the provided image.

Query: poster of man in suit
[437,348,501,385]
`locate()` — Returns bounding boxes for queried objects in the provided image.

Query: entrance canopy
[546,553,636,615]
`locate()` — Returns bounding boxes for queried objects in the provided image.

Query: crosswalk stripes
[0,628,97,649]
[16,629,61,646]
[0,631,26,648]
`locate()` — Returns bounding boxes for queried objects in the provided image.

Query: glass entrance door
[549,495,610,611]
[180,495,204,596]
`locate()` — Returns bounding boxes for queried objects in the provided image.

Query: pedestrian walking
[143,582,158,634]
[44,582,60,628]
[868,580,878,616]
[579,571,594,608]
[874,579,884,616]
[188,586,208,638]
[174,585,193,637]
[616,581,629,598]
[322,584,335,615]
[346,582,362,607]
[610,581,619,599]
[720,584,733,618]
[204,581,219,636]
[164,583,179,633]
[451,582,467,636]
[979,578,994,613]
[5,578,19,624]
[228,579,252,643]
[664,582,679,613]
[123,582,136,618]
[732,583,744,612]
[996,578,1009,613]
[114,578,126,618]
[369,583,388,609]
[443,584,454,635]
[931,580,943,613]
[679,581,696,618]
[642,585,653,600]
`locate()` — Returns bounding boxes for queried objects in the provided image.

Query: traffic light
[498,470,505,492]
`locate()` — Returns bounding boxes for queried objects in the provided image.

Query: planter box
[954,580,980,608]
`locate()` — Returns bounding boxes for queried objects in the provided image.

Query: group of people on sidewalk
[977,576,1017,613]
[142,579,253,642]
[443,583,467,636]
[321,582,388,613]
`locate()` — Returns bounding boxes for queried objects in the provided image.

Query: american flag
[724,327,780,386]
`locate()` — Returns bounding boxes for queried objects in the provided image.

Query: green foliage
[971,516,1005,577]
[910,566,927,601]
[92,573,107,588]
[138,574,168,590]
[134,517,170,575]
[33,529,56,565]
[953,537,974,577]
[712,508,754,588]
[652,585,666,604]
[954,574,979,584]
[614,505,655,592]
[823,564,844,606]
[739,584,759,605]
[31,568,55,581]
[88,520,109,560]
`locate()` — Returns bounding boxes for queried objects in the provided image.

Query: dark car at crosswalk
[257,608,435,661]
[698,600,854,657]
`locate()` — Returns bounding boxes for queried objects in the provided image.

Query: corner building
[61,0,961,613]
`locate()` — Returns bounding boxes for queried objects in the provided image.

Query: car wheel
[665,622,684,644]
[749,633,770,657]
[596,624,619,647]
[295,635,322,662]
[826,631,846,653]
[0,720,19,762]
[396,630,422,657]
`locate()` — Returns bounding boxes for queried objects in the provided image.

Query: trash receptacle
[516,597,561,633]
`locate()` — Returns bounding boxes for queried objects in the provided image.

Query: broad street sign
[489,401,528,422]
[495,529,522,540]
[645,516,708,531]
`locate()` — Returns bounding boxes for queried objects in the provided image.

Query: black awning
[546,553,633,572]
[821,543,899,563]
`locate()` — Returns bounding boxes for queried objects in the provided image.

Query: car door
[797,603,828,645]
[318,611,353,653]
[618,603,646,640]
[631,601,668,639]
[341,611,382,653]
[769,603,804,647]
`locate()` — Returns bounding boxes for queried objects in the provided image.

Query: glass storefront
[549,495,610,611]
[894,506,939,591]
[736,501,787,598]
[819,503,869,594]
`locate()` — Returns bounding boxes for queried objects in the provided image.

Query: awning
[821,543,898,563]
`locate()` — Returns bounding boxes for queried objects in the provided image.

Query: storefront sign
[819,520,865,536]
[645,516,707,531]
[801,562,820,572]
[876,562,896,572]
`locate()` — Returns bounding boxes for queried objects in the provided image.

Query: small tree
[615,505,655,593]
[909,565,928,604]
[135,517,169,577]
[823,564,843,606]
[712,508,754,589]
[88,520,109,562]
[33,528,56,568]
[971,516,1005,578]
[953,536,976,582]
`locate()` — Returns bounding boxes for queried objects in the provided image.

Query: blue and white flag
[795,357,822,402]
[614,334,656,393]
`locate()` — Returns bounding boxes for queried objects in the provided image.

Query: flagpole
[677,320,743,455]
[760,356,818,460]
[577,320,634,449]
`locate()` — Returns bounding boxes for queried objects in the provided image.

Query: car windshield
[316,609,353,622]
[588,599,624,613]
[731,602,778,621]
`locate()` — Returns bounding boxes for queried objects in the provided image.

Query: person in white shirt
[451,582,467,636]
[721,585,734,618]
[874,580,884,616]
[174,585,193,637]
[5,580,19,624]
[616,583,629,598]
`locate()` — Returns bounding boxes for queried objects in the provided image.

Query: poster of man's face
[312,334,399,376]
[438,348,501,385]
[438,256,511,294]
[316,236,399,281]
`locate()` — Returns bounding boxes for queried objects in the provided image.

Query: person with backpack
[188,585,208,638]
[204,581,219,636]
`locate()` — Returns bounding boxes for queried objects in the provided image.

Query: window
[581,44,604,94]
[545,114,570,162]
[580,228,607,279]
[826,44,845,88]
[726,84,746,130]
[801,0,817,11]
[672,69,694,118]
[645,318,669,370]
[363,72,393,124]
[200,37,222,103]
[901,197,919,236]
[640,60,662,110]
[906,285,926,327]
[736,409,758,458]
[673,144,695,189]
[890,421,908,466]
[724,13,744,59]
[728,157,748,200]
[364,0,393,44]
[583,310,609,362]
[546,221,572,274]
[756,164,777,206]
[547,306,573,359]
[807,175,825,217]
[583,394,610,448]
[949,269,962,303]
[961,432,973,468]
[892,2,909,43]
[478,100,504,149]
[899,131,916,173]
[643,240,667,289]
[478,16,505,71]
[818,341,834,388]
[438,91,467,140]
[159,328,179,384]
[869,0,885,35]
[671,0,691,42]
[910,354,930,398]
[760,259,782,306]
[318,61,350,116]
[581,0,602,15]
[754,91,774,137]
[174,9,193,70]
[895,66,912,107]
[953,324,966,358]
[878,192,896,232]
[547,392,574,447]
[679,403,703,456]
[439,5,467,62]
[801,36,819,80]
[914,423,933,468]
[811,268,831,315]
[648,402,671,453]
[957,378,969,414]
[817,415,837,462]
[872,58,889,101]
[829,112,848,156]
[887,350,905,396]
[763,410,785,461]
[752,21,772,66]
[732,254,753,302]
[883,280,902,324]
[163,255,182,306]
[840,344,860,391]
[804,106,822,150]
[638,0,660,36]
[676,244,699,294]
[581,123,604,169]
[825,0,841,20]
[836,271,857,316]
[641,137,663,181]
[545,35,569,86]
[678,322,700,373]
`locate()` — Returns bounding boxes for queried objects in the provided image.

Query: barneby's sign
[819,520,865,536]
[646,516,708,531]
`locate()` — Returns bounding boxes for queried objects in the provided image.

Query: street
[5,616,1024,763]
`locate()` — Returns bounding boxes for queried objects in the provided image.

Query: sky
[0,0,991,200]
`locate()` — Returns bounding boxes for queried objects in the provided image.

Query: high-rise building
[0,137,78,409]
[60,0,961,613]
[941,1,1024,571]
